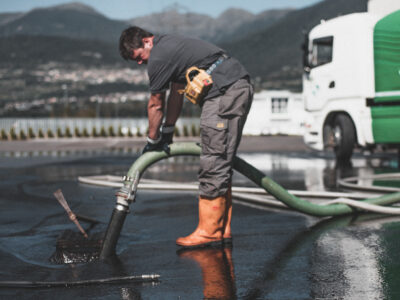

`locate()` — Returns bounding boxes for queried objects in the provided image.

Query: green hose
[126,142,400,217]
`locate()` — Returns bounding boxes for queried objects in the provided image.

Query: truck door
[303,36,335,111]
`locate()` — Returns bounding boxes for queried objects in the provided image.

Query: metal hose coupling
[100,171,140,259]
[141,274,161,280]
[115,171,140,212]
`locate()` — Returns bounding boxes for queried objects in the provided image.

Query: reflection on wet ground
[0,150,400,299]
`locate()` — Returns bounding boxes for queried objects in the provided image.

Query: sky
[0,0,323,20]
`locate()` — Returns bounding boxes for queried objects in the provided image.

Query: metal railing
[0,118,200,139]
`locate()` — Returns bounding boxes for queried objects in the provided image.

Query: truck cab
[303,6,400,161]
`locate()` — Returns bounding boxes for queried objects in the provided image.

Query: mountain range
[129,6,293,43]
[0,0,369,90]
[0,2,292,43]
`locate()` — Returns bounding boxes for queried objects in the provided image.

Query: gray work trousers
[198,78,254,198]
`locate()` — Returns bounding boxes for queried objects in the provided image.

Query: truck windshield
[310,36,333,68]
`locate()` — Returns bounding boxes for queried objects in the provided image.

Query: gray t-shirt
[148,34,249,100]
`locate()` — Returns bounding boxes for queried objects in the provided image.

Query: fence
[0,118,199,139]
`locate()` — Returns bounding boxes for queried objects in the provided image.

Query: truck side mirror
[301,31,311,74]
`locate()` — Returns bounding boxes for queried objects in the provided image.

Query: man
[119,26,253,248]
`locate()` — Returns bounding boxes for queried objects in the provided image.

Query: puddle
[1,150,400,298]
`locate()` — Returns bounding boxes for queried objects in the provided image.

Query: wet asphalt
[0,141,400,299]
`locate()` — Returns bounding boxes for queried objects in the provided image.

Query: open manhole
[50,230,104,264]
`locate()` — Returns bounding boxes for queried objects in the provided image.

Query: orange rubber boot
[223,186,232,244]
[176,195,226,248]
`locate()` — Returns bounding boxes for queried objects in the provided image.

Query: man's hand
[142,136,170,154]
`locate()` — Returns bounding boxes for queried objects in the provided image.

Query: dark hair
[119,26,154,60]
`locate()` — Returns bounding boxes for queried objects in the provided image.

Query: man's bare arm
[164,82,185,127]
[147,92,166,140]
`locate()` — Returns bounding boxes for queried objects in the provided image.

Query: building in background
[243,90,305,136]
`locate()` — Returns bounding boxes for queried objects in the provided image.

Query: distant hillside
[46,2,101,15]
[0,12,23,26]
[0,35,123,68]
[221,0,369,91]
[130,10,214,40]
[0,3,127,44]
[0,0,370,90]
[211,8,256,41]
[213,8,292,43]
[0,2,290,45]
[129,7,292,42]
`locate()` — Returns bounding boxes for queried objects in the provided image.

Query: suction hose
[100,142,400,258]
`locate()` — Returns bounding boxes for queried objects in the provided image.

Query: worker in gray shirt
[119,26,253,248]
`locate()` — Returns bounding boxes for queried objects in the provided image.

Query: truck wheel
[333,114,355,161]
[323,124,334,147]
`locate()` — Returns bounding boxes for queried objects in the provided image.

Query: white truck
[302,0,400,160]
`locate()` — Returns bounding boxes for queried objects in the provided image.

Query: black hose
[0,274,160,288]
[100,208,128,260]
